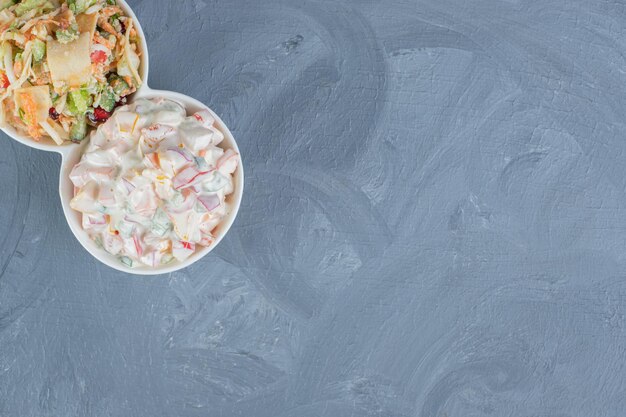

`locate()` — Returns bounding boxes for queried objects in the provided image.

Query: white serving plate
[1,0,244,275]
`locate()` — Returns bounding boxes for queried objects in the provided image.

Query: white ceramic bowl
[1,1,244,275]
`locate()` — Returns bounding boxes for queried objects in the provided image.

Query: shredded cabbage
[2,42,15,83]
[120,18,141,86]
[39,119,65,144]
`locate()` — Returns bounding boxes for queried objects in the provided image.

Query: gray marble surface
[2,0,626,415]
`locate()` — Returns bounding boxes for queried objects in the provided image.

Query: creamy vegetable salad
[69,98,239,268]
[0,0,142,144]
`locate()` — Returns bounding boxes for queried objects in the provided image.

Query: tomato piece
[90,50,108,64]
[0,71,10,89]
[92,107,112,122]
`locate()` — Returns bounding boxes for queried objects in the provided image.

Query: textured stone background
[2,0,626,415]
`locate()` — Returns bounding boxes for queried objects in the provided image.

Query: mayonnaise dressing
[70,98,239,268]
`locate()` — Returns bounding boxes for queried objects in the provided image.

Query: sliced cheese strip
[47,32,92,89]
[76,13,98,38]
[14,85,52,124]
